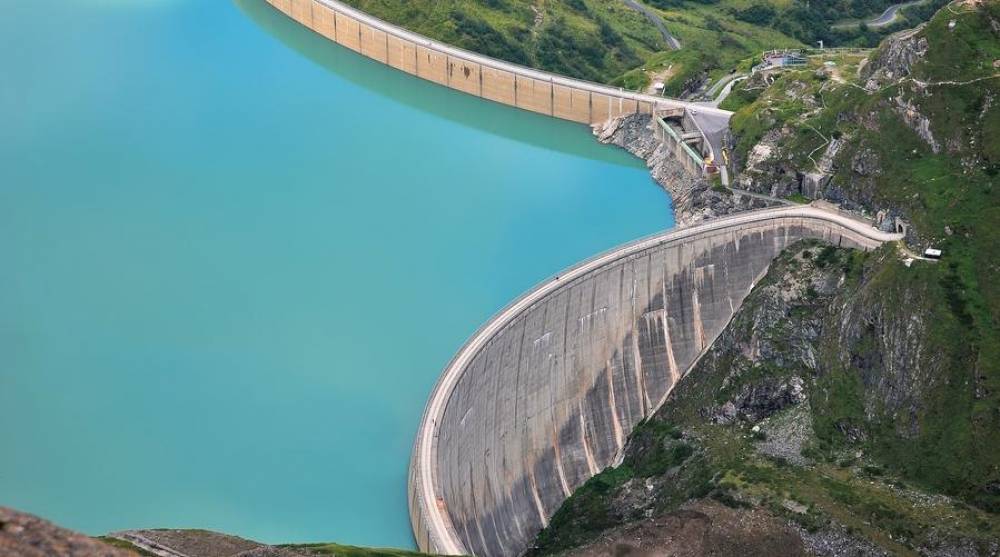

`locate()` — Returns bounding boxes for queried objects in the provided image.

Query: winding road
[833,0,925,29]
[622,0,681,49]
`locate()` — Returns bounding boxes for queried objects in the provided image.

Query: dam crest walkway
[266,0,732,176]
[410,205,901,556]
[261,4,900,555]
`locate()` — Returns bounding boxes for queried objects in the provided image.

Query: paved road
[871,0,922,26]
[411,204,903,554]
[685,107,732,183]
[833,0,924,29]
[709,75,747,107]
[622,0,681,49]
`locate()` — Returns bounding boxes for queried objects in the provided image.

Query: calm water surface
[0,0,673,548]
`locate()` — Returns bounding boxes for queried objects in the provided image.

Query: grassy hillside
[530,243,1000,556]
[723,0,1000,511]
[338,0,944,94]
[530,2,1000,554]
[339,0,666,83]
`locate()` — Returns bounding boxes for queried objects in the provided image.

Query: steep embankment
[531,2,1000,555]
[725,4,1000,507]
[530,242,1000,556]
[593,113,780,226]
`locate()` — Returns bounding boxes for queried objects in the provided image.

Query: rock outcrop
[594,114,774,226]
[566,500,809,557]
[529,242,1000,556]
[860,27,929,91]
[0,507,135,557]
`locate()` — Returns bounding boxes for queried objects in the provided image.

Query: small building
[924,248,943,259]
[761,49,807,69]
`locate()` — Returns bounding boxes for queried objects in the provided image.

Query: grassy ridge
[724,0,1000,511]
[336,0,934,93]
[530,3,1000,554]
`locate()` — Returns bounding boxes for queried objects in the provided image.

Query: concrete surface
[265,0,729,128]
[409,206,902,556]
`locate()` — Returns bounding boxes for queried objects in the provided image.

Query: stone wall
[266,0,707,125]
[410,208,901,556]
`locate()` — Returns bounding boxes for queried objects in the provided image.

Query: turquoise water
[0,0,672,548]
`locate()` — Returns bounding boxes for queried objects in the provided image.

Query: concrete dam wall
[410,207,902,556]
[264,0,729,126]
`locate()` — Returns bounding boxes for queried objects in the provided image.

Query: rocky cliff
[529,242,1000,556]
[593,113,775,226]
[726,1,999,242]
[530,3,1000,555]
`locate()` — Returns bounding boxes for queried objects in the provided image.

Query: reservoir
[0,0,672,549]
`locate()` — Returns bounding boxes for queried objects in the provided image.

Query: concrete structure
[410,206,902,556]
[655,109,714,177]
[262,4,900,553]
[264,0,730,177]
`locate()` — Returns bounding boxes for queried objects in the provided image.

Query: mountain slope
[529,2,1000,555]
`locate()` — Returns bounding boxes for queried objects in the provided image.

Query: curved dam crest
[262,3,902,555]
[412,207,902,556]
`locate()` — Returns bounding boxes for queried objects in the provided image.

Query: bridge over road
[409,205,902,556]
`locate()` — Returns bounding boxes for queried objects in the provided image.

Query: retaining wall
[265,0,726,126]
[410,207,901,556]
[655,117,706,176]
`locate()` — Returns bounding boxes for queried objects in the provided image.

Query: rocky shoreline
[593,114,776,227]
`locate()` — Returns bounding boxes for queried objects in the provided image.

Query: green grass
[338,0,663,83]
[334,0,942,90]
[728,69,822,162]
[738,3,1000,513]
[531,235,1000,555]
[529,464,638,554]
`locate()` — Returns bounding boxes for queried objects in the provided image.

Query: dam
[263,3,903,554]
[410,206,902,556]
[2,0,678,545]
[264,0,732,178]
